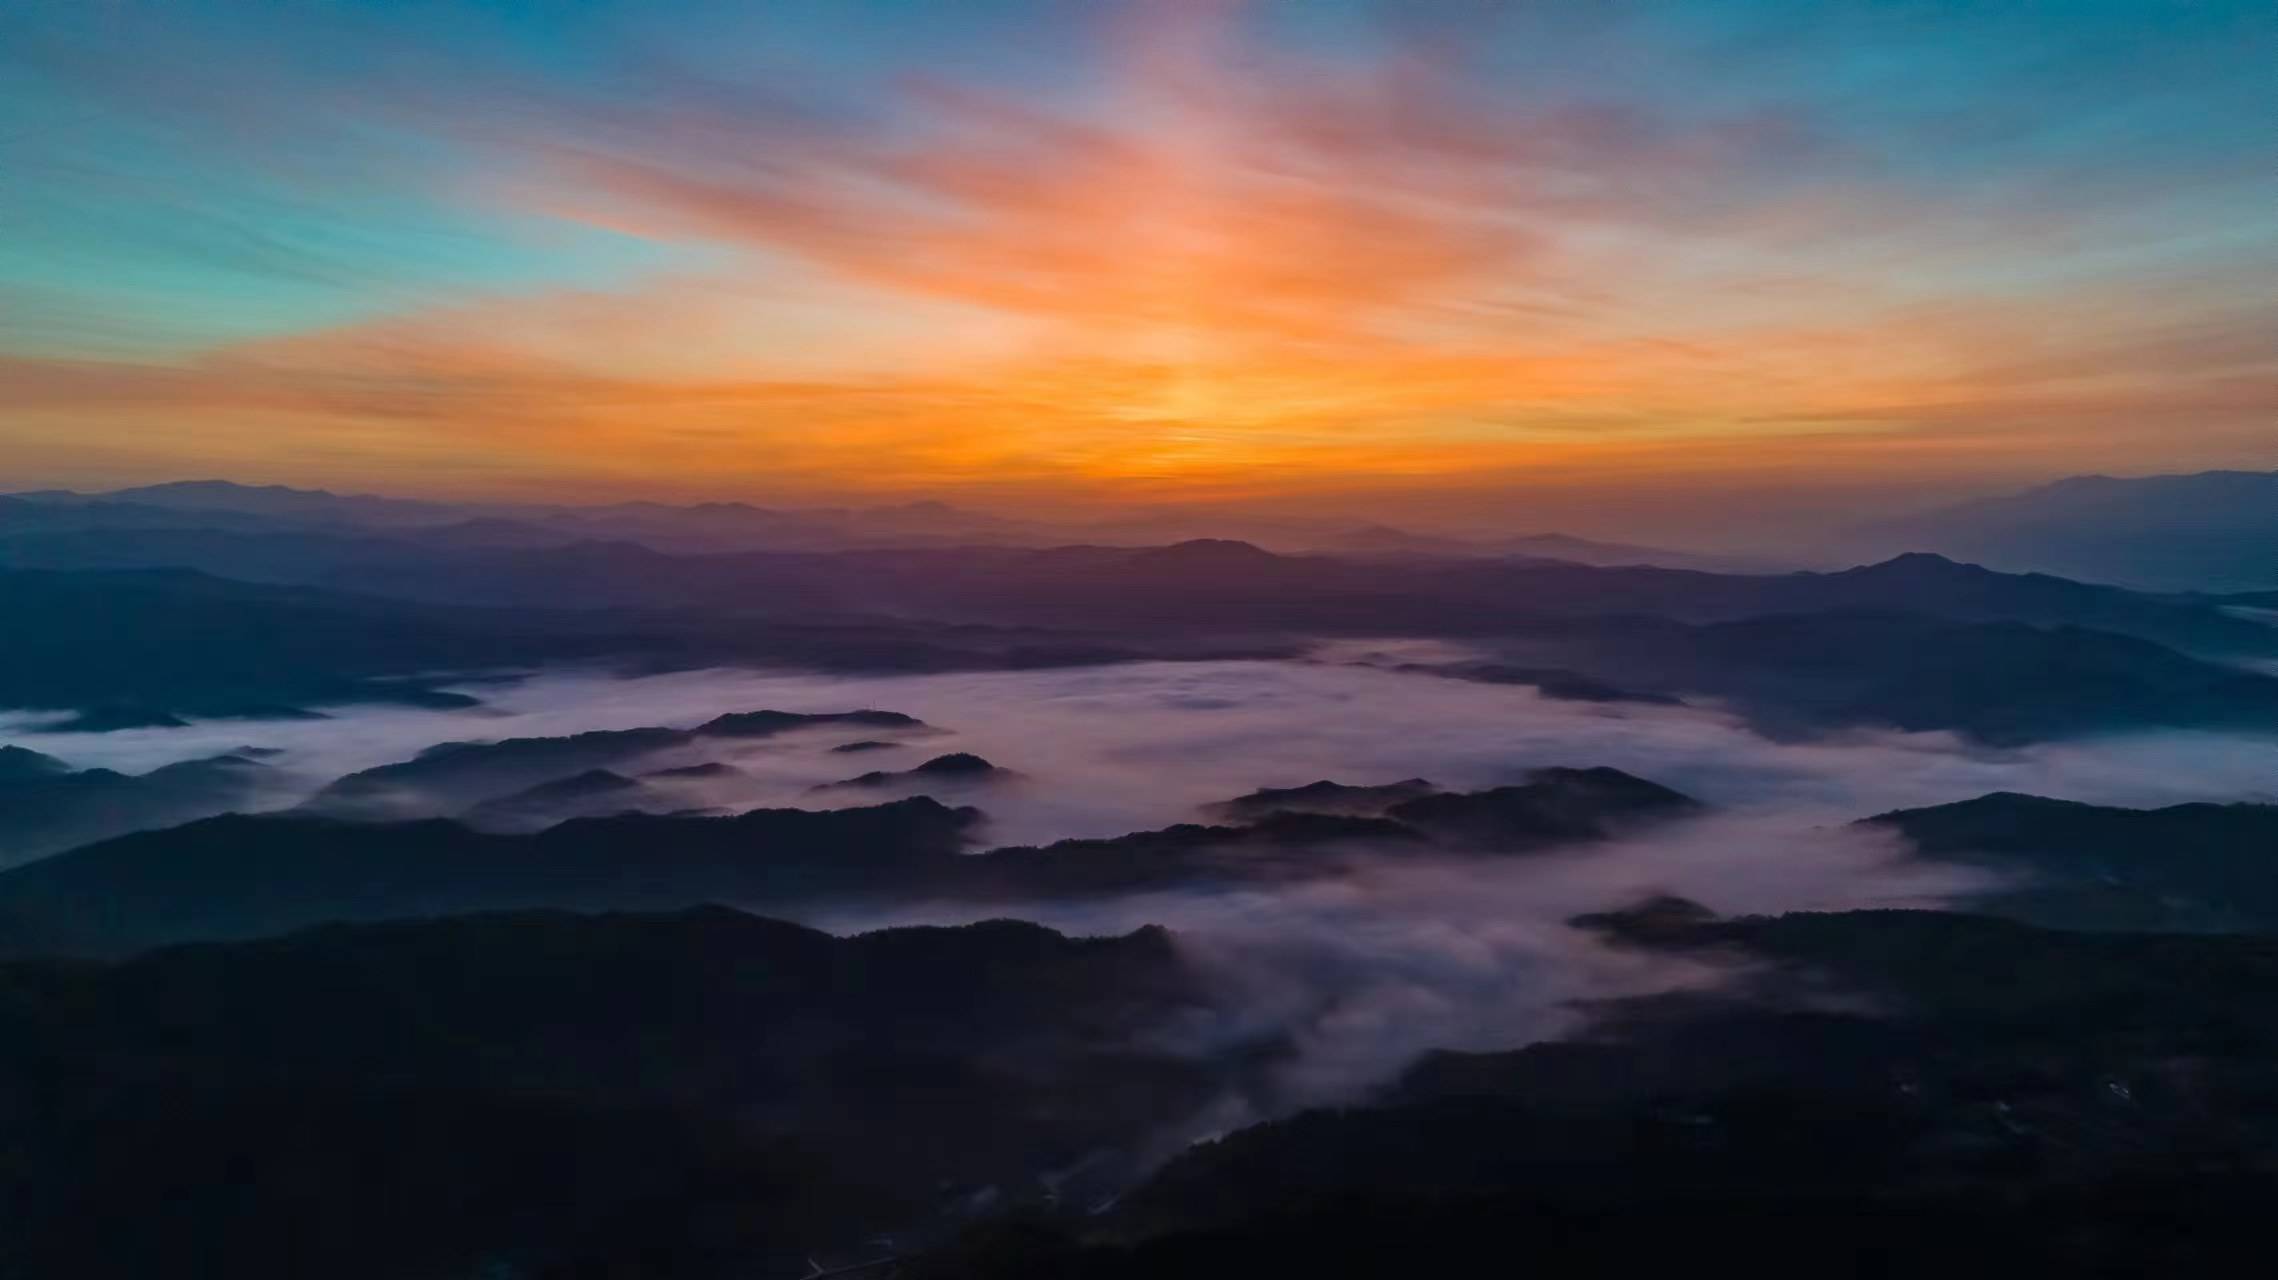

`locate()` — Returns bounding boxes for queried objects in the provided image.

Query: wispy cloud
[3,0,2272,509]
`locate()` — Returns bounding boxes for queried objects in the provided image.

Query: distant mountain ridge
[0,564,1278,723]
[18,497,2263,653]
[29,472,2278,591]
[1863,469,2278,591]
[5,478,1762,569]
[11,478,2278,746]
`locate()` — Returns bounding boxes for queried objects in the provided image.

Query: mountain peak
[1144,538,1280,562]
[1845,551,1985,579]
[0,745,72,778]
[914,752,998,774]
[114,479,334,498]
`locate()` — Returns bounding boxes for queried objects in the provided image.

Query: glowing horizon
[3,0,2272,519]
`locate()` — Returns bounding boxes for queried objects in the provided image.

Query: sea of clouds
[11,649,2278,843]
[11,648,2276,1112]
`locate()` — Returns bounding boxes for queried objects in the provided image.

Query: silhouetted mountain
[0,567,540,721]
[1537,609,2278,743]
[1493,530,1771,571]
[823,751,1011,790]
[1383,766,1702,845]
[698,708,925,737]
[1210,777,1440,819]
[1865,792,2278,930]
[527,495,1044,552]
[1319,523,1774,572]
[1485,551,2278,655]
[308,727,699,819]
[1862,470,2278,591]
[0,799,979,954]
[99,479,461,524]
[16,491,2268,659]
[829,739,902,753]
[0,907,1232,1278]
[21,481,1812,577]
[14,484,2277,750]
[0,565,1284,722]
[973,812,1425,896]
[461,768,662,831]
[0,747,274,866]
[0,523,515,590]
[11,549,2273,747]
[3,481,1049,559]
[0,767,1702,953]
[309,712,931,818]
[0,492,307,536]
[825,544,2278,659]
[980,768,1700,896]
[0,746,64,779]
[645,761,743,778]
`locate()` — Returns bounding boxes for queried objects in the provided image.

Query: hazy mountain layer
[1862,470,2278,591]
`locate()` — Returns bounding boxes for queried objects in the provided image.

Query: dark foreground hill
[920,906,2278,1277]
[36,900,2242,1279]
[13,892,2278,1277]
[0,907,1239,1279]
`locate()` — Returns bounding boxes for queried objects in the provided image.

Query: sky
[2,0,2273,525]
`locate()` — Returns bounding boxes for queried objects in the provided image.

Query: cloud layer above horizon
[3,0,2272,513]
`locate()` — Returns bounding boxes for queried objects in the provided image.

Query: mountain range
[6,479,1737,567]
[9,471,2278,1277]
[1860,469,2278,591]
[0,766,1700,955]
[9,537,2276,745]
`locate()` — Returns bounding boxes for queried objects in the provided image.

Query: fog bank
[12,654,2277,847]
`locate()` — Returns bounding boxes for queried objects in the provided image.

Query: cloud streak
[5,1,2273,511]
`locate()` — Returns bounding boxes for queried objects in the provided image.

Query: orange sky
[4,0,2272,527]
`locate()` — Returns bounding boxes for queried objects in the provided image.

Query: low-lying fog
[12,645,2277,845]
[810,814,1992,1112]
[13,644,2278,1112]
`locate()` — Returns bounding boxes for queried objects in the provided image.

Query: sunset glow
[3,1,2272,516]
